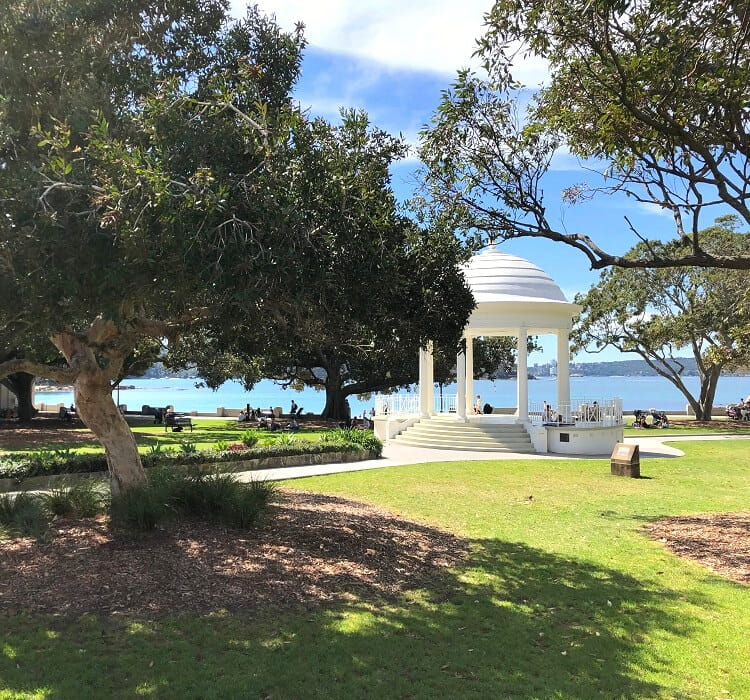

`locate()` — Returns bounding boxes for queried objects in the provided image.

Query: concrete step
[393,435,536,453]
[405,424,529,438]
[390,417,536,452]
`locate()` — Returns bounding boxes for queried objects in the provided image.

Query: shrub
[214,440,230,452]
[0,492,50,541]
[178,439,197,455]
[240,430,260,448]
[322,428,383,457]
[41,480,106,518]
[274,432,299,446]
[110,484,171,532]
[222,478,278,528]
[109,467,278,532]
[0,441,367,482]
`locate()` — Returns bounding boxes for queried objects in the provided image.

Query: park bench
[164,414,193,432]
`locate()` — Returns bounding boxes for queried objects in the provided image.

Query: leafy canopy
[419,0,750,269]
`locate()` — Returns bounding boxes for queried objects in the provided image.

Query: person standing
[474,394,482,414]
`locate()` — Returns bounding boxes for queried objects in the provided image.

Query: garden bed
[0,490,468,617]
[646,512,750,584]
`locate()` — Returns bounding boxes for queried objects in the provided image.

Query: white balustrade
[528,398,623,427]
[375,394,420,416]
[434,394,456,414]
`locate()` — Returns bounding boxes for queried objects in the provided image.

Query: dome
[462,247,569,305]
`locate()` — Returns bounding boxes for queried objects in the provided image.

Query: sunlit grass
[0,441,748,698]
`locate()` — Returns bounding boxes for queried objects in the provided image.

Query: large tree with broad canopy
[573,218,750,420]
[419,0,750,270]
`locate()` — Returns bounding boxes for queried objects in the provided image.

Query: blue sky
[237,1,679,363]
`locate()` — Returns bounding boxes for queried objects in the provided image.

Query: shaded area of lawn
[0,538,694,699]
[1,441,749,698]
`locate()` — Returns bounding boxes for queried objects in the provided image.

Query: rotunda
[377,246,624,455]
[418,247,580,422]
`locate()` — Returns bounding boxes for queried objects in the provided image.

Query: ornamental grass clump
[0,492,50,541]
[110,467,278,532]
[40,479,106,518]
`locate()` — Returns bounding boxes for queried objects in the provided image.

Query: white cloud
[233,0,548,83]
[637,202,674,218]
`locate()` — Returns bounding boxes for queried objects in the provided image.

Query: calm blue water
[34,374,750,415]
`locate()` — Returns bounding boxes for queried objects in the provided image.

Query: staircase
[389,415,536,453]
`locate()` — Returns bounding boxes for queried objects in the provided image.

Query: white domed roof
[463,247,569,304]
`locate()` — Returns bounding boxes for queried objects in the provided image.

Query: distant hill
[572,358,700,377]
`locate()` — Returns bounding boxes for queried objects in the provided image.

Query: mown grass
[0,420,328,456]
[1,441,748,698]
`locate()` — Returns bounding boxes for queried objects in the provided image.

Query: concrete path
[234,432,750,483]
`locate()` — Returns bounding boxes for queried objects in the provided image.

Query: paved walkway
[234,433,750,483]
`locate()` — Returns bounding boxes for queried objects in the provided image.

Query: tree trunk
[322,387,351,420]
[694,366,722,421]
[1,372,36,421]
[73,370,147,496]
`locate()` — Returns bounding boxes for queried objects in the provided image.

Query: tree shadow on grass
[0,496,708,699]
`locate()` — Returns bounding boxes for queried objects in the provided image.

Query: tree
[572,219,750,420]
[182,111,475,419]
[419,0,750,270]
[0,1,308,494]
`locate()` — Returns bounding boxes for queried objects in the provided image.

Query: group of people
[237,402,304,431]
[726,396,750,421]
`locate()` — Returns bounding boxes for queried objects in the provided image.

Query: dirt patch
[0,419,96,449]
[0,490,468,618]
[646,513,750,584]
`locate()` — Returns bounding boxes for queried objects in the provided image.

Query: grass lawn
[1,441,749,698]
[0,420,328,456]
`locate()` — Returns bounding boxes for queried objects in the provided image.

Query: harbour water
[34,374,750,416]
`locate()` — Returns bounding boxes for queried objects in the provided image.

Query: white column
[456,343,467,421]
[516,330,528,421]
[465,335,474,416]
[426,341,435,415]
[557,329,571,415]
[418,346,430,417]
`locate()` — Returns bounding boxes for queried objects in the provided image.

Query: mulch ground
[0,490,468,618]
[646,513,750,584]
[0,419,98,449]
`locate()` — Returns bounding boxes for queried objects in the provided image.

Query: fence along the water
[528,398,623,426]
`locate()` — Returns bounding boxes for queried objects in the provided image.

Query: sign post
[610,443,640,478]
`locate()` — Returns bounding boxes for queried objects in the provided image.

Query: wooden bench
[164,414,193,432]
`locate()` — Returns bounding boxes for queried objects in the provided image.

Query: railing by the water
[434,394,456,414]
[375,394,623,425]
[528,398,623,427]
[375,394,457,416]
[375,394,419,416]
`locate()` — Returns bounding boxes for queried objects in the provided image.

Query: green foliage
[324,428,383,457]
[0,492,50,541]
[573,221,750,418]
[419,0,750,269]
[189,109,474,420]
[110,484,169,532]
[214,440,230,452]
[110,467,277,532]
[274,432,299,446]
[40,480,106,518]
[178,440,197,455]
[240,430,260,448]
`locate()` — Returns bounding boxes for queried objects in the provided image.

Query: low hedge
[0,438,381,482]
